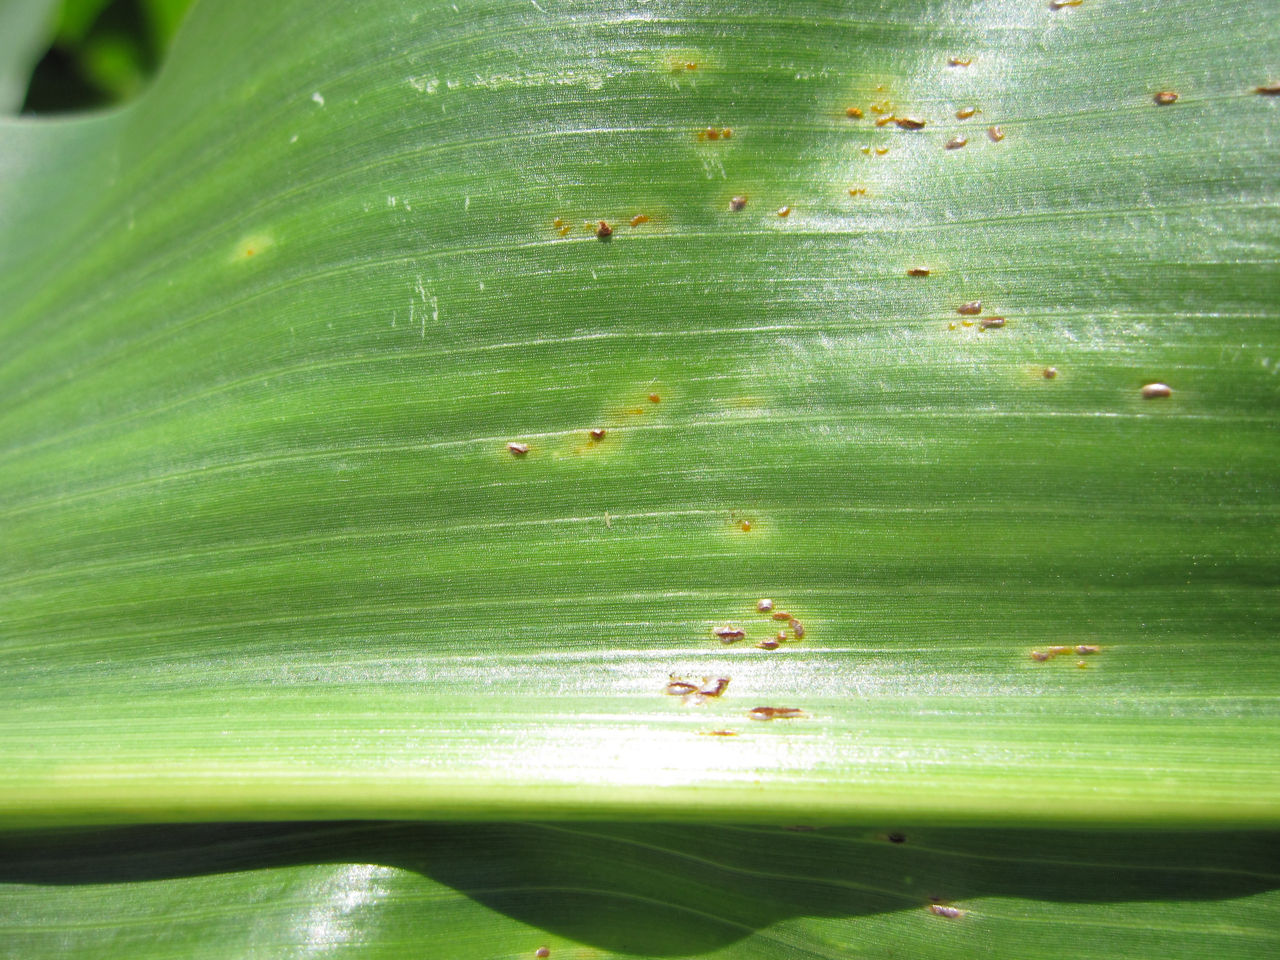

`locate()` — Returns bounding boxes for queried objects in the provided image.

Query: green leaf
[0,0,59,112]
[4,0,1280,953]
[2,823,1278,959]
[3,0,1279,827]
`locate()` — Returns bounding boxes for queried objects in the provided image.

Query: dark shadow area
[1,821,1277,956]
[22,0,193,114]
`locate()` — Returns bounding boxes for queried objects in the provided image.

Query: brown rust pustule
[595,220,612,239]
[729,195,748,211]
[748,706,804,721]
[945,136,968,150]
[895,116,927,130]
[700,677,731,698]
[907,267,931,277]
[987,125,1005,142]
[1154,91,1179,105]
[957,301,982,316]
[1141,382,1172,399]
[980,316,1006,329]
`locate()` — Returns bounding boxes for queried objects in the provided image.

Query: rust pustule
[748,706,804,721]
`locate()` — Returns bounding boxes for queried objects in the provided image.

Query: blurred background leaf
[20,0,194,113]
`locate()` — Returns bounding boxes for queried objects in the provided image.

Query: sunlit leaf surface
[2,0,1279,824]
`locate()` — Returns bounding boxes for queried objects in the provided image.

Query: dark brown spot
[665,680,699,696]
[1075,644,1100,655]
[700,677,730,697]
[930,905,965,918]
[748,706,804,721]
[895,116,927,130]
[1154,90,1179,105]
[589,428,606,440]
[1141,382,1172,399]
[948,57,973,67]
[1043,366,1058,379]
[887,833,907,844]
[507,442,529,456]
[980,316,1006,329]
[596,220,612,239]
[789,619,805,639]
[987,125,1005,142]
[957,301,982,315]
[1257,83,1280,95]
[945,136,968,150]
[907,267,931,277]
[955,107,976,120]
[729,195,748,211]
[846,106,864,118]
[629,214,650,227]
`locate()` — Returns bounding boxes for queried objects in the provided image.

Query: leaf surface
[1,0,1278,828]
